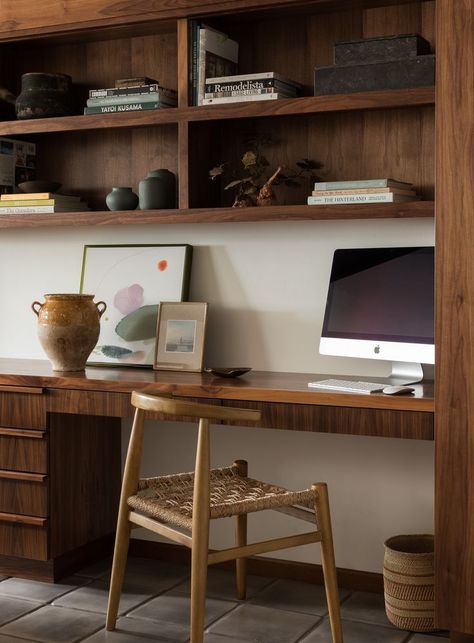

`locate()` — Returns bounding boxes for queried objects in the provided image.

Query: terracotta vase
[32,294,106,372]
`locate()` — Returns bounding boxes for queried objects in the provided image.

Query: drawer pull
[0,470,47,483]
[0,512,47,527]
[0,427,46,439]
[0,386,44,395]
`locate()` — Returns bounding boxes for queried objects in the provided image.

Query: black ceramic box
[334,34,431,65]
[314,55,435,95]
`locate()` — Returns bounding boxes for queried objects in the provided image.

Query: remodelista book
[205,77,300,94]
[313,178,413,190]
[307,193,420,204]
[206,71,302,88]
[202,93,291,105]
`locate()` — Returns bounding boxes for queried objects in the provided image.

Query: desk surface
[0,358,434,413]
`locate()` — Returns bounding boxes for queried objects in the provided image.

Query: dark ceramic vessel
[139,169,177,209]
[16,73,74,120]
[106,187,139,211]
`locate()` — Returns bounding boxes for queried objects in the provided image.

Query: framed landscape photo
[154,302,208,372]
[80,244,192,367]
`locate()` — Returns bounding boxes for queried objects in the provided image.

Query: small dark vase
[16,73,74,120]
[106,187,139,211]
[139,169,177,210]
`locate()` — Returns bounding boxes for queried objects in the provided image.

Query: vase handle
[96,301,107,317]
[31,301,43,316]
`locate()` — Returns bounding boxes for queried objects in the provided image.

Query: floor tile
[100,558,189,587]
[0,635,37,642]
[0,575,88,604]
[340,591,393,627]
[173,567,272,601]
[0,605,104,643]
[0,596,39,626]
[204,636,254,643]
[53,577,165,616]
[249,578,351,616]
[409,635,450,641]
[128,589,237,628]
[302,617,411,642]
[83,615,189,642]
[208,603,321,643]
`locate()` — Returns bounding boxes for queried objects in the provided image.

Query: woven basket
[383,534,435,632]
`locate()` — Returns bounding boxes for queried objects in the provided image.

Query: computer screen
[319,247,435,377]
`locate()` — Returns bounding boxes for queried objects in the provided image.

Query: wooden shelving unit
[0,201,434,229]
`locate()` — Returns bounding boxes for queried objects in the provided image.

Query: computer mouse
[382,386,415,395]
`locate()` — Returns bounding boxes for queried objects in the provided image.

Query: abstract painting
[80,244,192,367]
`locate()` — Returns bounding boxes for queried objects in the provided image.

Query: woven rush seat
[127,463,317,530]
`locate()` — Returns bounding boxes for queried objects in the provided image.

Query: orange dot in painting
[157,260,168,272]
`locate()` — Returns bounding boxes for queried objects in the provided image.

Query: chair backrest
[131,391,261,423]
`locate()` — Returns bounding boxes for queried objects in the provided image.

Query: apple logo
[374,345,381,354]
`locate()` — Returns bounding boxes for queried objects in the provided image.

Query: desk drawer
[0,388,46,430]
[0,513,48,560]
[0,471,48,517]
[0,428,48,473]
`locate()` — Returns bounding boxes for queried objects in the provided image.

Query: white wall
[0,218,434,574]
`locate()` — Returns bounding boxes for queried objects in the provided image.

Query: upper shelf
[0,88,435,136]
[0,202,434,229]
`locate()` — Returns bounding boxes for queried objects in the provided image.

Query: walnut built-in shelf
[0,202,434,229]
[0,88,435,136]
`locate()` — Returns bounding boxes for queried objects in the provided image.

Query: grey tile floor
[0,558,450,643]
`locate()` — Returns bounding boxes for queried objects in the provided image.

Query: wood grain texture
[0,0,428,42]
[0,359,434,413]
[435,0,474,635]
[0,475,48,517]
[0,202,434,230]
[49,413,121,557]
[0,89,435,136]
[0,430,48,473]
[0,391,46,429]
[0,522,48,560]
[222,401,434,440]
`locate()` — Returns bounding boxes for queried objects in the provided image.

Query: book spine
[115,77,158,88]
[205,78,298,94]
[0,199,57,206]
[0,206,55,213]
[84,102,162,114]
[202,93,283,105]
[311,188,416,196]
[205,71,302,87]
[204,88,295,99]
[1,192,51,200]
[313,179,411,190]
[89,84,160,97]
[87,93,176,107]
[191,20,200,106]
[307,193,417,204]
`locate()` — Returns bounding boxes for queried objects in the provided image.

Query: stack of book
[204,72,302,105]
[84,77,177,115]
[307,179,421,205]
[188,21,239,106]
[0,192,89,214]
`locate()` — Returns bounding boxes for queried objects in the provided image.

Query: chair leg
[106,510,131,630]
[313,483,344,643]
[234,460,248,600]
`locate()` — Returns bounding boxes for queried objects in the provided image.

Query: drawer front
[0,471,48,517]
[0,514,48,560]
[0,429,48,473]
[0,388,46,430]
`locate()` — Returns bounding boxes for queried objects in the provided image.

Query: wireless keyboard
[307,378,385,394]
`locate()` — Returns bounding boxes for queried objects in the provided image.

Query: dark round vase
[139,169,177,210]
[105,187,139,211]
[16,73,74,120]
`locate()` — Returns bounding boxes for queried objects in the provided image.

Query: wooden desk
[0,358,434,581]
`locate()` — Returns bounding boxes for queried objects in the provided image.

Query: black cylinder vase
[16,73,74,120]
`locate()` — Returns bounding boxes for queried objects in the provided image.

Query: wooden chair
[106,391,343,643]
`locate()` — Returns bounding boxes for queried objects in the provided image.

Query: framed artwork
[80,244,192,367]
[154,302,208,372]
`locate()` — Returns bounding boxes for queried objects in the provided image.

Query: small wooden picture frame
[153,302,208,372]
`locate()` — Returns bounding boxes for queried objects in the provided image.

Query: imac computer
[319,246,435,384]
